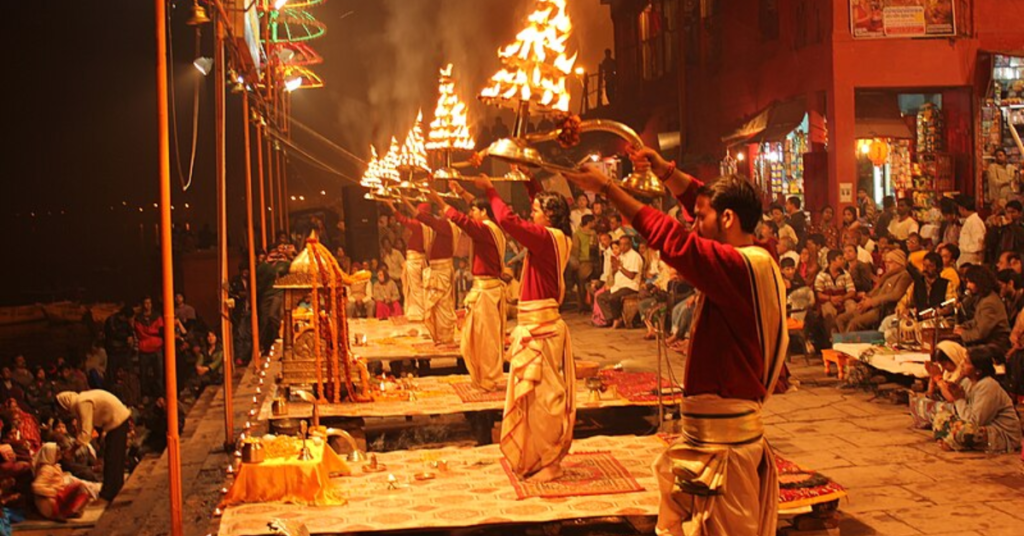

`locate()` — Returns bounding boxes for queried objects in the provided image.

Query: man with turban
[838,249,913,332]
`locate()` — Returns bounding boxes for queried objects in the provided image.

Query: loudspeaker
[343,185,380,263]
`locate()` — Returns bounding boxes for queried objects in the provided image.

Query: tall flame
[398,110,431,172]
[427,64,476,152]
[360,145,382,187]
[380,136,402,183]
[479,0,576,113]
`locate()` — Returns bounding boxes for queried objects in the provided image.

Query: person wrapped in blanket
[932,347,1021,452]
[912,343,1021,452]
[31,443,96,520]
[909,341,971,429]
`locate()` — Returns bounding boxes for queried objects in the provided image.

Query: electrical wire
[265,127,359,183]
[287,115,367,167]
[167,6,201,192]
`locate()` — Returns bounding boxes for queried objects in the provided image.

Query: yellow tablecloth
[221,442,350,506]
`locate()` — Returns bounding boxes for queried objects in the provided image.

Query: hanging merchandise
[916,102,944,154]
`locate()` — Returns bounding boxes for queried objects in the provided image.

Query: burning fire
[360,146,383,188]
[479,0,576,113]
[427,64,475,152]
[397,111,431,172]
[380,136,402,183]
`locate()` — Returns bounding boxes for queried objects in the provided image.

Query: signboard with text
[850,0,955,39]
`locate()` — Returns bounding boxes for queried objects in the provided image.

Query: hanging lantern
[867,139,890,167]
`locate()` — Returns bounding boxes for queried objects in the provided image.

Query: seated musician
[895,251,957,320]
[954,265,1011,360]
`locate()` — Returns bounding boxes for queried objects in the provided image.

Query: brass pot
[241,441,265,464]
[271,396,289,417]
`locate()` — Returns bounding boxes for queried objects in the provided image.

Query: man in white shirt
[380,237,405,288]
[569,193,593,233]
[888,198,920,241]
[957,195,986,267]
[597,236,643,329]
[987,148,1016,203]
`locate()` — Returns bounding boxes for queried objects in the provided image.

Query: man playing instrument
[565,151,788,536]
[425,182,508,391]
[472,174,575,483]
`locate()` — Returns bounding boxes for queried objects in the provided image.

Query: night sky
[3,0,611,305]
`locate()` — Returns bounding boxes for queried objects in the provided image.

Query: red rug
[500,451,644,499]
[599,370,677,403]
[452,382,506,403]
[655,434,846,509]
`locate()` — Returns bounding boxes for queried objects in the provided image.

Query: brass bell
[621,169,666,197]
[186,0,211,26]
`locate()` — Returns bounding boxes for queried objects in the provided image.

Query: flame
[479,0,576,113]
[427,64,476,152]
[397,110,431,172]
[380,136,402,183]
[360,145,382,188]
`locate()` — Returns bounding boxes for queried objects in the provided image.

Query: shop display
[982,54,1024,201]
[754,125,807,198]
[916,102,944,153]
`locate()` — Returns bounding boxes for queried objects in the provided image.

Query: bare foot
[526,464,564,483]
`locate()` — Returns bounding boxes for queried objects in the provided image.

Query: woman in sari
[909,341,969,429]
[31,443,91,520]
[932,348,1022,452]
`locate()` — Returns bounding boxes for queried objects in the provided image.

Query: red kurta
[394,212,426,253]
[630,179,769,401]
[487,187,560,302]
[416,210,454,260]
[445,207,502,277]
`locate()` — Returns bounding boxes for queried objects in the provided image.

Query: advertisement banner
[850,0,955,39]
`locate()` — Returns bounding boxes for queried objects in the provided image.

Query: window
[638,0,678,81]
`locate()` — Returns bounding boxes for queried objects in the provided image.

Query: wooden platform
[347,317,462,362]
[218,434,845,536]
[259,370,681,421]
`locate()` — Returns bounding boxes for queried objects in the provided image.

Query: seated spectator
[769,204,798,246]
[997,269,1024,325]
[813,250,856,336]
[906,233,927,271]
[11,356,33,390]
[25,367,54,419]
[838,249,912,332]
[808,233,830,269]
[782,257,813,321]
[3,398,42,453]
[797,246,821,287]
[955,265,1011,359]
[937,196,961,246]
[596,236,643,329]
[346,262,373,318]
[0,368,25,408]
[372,267,403,320]
[931,348,1022,453]
[777,236,799,267]
[843,244,874,295]
[996,250,1023,275]
[938,243,962,291]
[54,364,89,394]
[910,340,969,429]
[189,331,223,397]
[31,443,91,520]
[84,338,108,390]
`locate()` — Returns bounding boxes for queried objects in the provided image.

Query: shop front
[722,97,809,204]
[978,52,1024,207]
[853,90,967,224]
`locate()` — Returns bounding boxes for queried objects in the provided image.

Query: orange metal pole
[243,91,261,366]
[282,92,291,236]
[214,8,235,449]
[155,0,183,533]
[256,121,267,252]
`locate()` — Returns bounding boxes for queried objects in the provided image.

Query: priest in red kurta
[410,200,460,347]
[391,204,430,322]
[565,151,788,536]
[472,174,575,483]
[426,184,508,391]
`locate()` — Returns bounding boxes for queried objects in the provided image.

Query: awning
[722,97,807,146]
[855,92,913,139]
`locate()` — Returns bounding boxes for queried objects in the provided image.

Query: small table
[221,442,351,506]
[831,343,930,379]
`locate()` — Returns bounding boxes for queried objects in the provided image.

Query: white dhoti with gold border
[653,396,777,536]
[499,299,575,478]
[402,251,427,322]
[423,258,456,345]
[461,276,506,391]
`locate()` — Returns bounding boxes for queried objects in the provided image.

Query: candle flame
[398,110,431,172]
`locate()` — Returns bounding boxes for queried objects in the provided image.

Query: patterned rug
[656,434,847,509]
[451,382,507,403]
[500,451,645,499]
[599,370,677,403]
